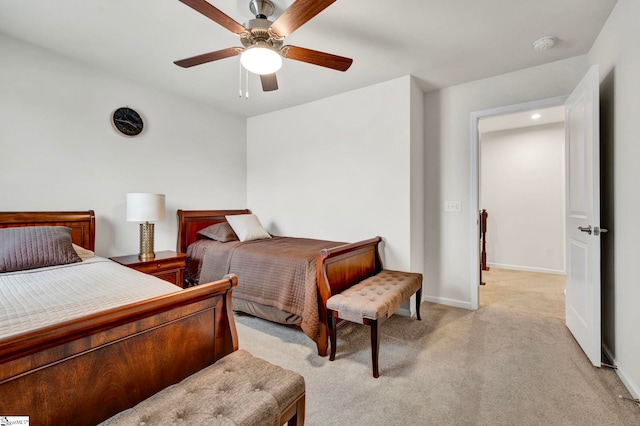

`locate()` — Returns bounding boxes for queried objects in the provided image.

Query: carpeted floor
[235,268,640,425]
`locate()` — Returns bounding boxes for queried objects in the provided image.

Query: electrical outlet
[445,201,462,212]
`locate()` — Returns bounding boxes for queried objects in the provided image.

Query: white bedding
[0,256,180,339]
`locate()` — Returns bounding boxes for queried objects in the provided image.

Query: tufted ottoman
[326,269,422,378]
[100,349,305,426]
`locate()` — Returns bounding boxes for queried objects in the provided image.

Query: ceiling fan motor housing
[241,18,283,50]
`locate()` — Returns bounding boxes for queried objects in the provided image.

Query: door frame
[469,95,569,310]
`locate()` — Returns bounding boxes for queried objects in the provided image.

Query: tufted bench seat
[100,349,305,426]
[326,269,422,378]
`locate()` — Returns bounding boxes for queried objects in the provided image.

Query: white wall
[410,78,425,273]
[247,76,424,277]
[588,0,640,398]
[480,123,565,274]
[0,34,247,257]
[424,55,588,309]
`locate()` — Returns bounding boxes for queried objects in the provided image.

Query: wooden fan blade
[179,0,246,35]
[281,45,352,71]
[260,73,279,91]
[174,47,242,68]
[270,0,335,38]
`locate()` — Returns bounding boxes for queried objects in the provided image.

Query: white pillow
[225,214,271,242]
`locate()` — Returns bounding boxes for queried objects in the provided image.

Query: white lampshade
[126,193,166,222]
[240,44,282,75]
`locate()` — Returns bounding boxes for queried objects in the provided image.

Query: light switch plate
[445,201,462,212]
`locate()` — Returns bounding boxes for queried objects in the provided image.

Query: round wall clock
[112,107,144,136]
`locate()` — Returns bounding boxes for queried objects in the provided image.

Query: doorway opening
[469,96,568,310]
[479,104,566,293]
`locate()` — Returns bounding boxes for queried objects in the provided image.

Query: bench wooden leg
[365,318,380,378]
[327,309,337,361]
[285,392,305,426]
[416,287,422,321]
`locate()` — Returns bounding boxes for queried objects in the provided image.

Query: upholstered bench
[100,349,305,426]
[326,269,422,378]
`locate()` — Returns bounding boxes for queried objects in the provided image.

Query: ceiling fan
[174,0,353,92]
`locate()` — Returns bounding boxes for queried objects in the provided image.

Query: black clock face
[112,107,144,136]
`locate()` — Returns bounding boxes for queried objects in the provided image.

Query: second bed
[177,209,383,356]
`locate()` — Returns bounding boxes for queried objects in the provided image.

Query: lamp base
[139,222,155,260]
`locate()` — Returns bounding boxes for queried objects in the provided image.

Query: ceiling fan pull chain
[245,67,250,99]
[238,60,243,98]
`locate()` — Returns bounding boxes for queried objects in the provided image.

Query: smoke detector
[533,36,556,51]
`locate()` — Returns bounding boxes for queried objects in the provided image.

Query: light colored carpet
[235,269,640,425]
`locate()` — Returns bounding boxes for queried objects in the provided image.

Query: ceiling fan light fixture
[240,44,282,75]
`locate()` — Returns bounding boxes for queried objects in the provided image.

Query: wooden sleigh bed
[0,211,238,425]
[177,209,383,357]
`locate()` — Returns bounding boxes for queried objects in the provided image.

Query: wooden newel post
[480,209,489,272]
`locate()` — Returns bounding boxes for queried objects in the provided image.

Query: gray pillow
[0,226,82,273]
[197,222,239,242]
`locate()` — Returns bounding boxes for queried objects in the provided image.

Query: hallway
[480,268,565,318]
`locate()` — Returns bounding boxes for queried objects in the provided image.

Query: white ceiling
[0,0,617,118]
[479,105,566,134]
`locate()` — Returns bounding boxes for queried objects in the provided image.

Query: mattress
[0,256,180,339]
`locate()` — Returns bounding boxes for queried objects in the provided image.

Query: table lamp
[126,193,165,260]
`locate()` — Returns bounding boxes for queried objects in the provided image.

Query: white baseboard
[395,294,419,318]
[487,262,565,275]
[423,295,472,310]
[396,307,412,317]
[602,343,640,399]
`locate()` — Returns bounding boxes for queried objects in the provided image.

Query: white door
[565,65,602,367]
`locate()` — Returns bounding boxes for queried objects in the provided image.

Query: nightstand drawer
[109,250,188,288]
[135,259,186,275]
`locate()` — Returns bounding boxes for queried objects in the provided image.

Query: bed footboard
[316,236,383,356]
[0,275,238,426]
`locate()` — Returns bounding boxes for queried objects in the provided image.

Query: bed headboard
[0,210,96,251]
[177,209,250,253]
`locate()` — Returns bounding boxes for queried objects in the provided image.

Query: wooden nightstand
[109,250,187,288]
